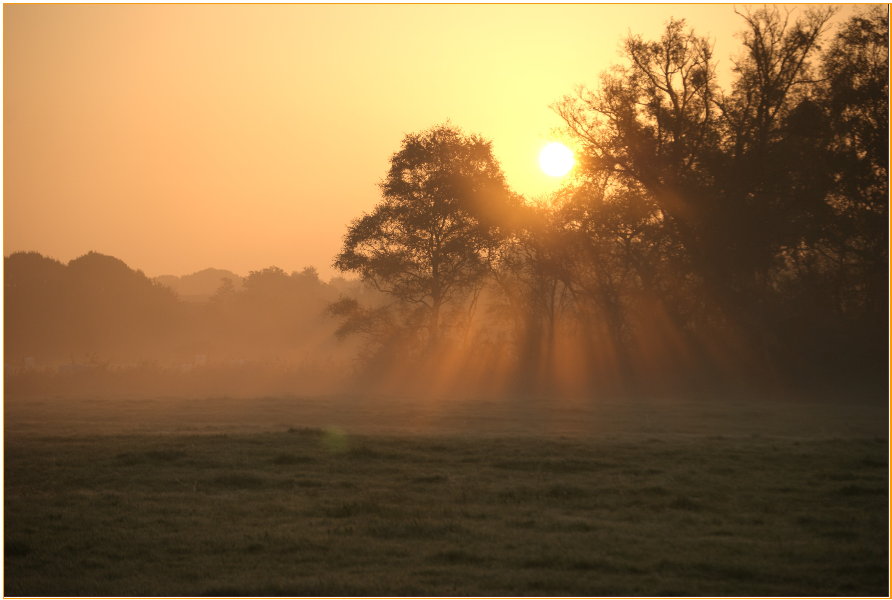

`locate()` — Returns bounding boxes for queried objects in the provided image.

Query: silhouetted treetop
[334,124,519,345]
[548,7,887,388]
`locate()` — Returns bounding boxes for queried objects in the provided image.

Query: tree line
[4,251,371,370]
[331,7,888,396]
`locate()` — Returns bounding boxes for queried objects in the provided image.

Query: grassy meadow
[4,394,889,596]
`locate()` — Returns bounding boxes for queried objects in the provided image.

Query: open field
[5,394,889,596]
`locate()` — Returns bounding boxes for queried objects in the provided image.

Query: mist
[4,5,888,597]
[5,251,372,399]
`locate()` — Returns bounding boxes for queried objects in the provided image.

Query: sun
[539,142,574,177]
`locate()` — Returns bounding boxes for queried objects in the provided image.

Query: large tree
[821,6,888,318]
[554,8,842,370]
[333,124,518,346]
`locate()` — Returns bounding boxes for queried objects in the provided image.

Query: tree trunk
[429,298,441,348]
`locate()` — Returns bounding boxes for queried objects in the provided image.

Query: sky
[3,4,860,280]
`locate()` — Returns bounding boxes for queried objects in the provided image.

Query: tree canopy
[333,124,519,346]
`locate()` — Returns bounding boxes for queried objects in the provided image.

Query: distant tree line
[4,251,369,370]
[332,7,888,395]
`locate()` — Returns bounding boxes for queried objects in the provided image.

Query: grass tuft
[409,474,448,484]
[545,483,589,499]
[322,500,383,518]
[669,495,704,511]
[430,549,482,564]
[286,427,324,436]
[836,484,886,496]
[209,472,266,489]
[5,541,31,558]
[115,449,186,465]
[366,519,464,539]
[270,453,314,465]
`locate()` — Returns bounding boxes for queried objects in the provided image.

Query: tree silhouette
[552,8,866,377]
[821,6,888,320]
[333,124,518,347]
[322,9,888,393]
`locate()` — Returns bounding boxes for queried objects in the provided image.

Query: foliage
[334,124,519,347]
[546,7,888,387]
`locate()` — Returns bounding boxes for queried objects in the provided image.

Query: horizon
[4,247,355,283]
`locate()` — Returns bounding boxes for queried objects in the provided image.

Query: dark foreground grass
[5,427,888,596]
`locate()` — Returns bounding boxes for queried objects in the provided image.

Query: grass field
[4,394,889,596]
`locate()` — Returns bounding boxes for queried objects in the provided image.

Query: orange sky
[3,4,858,279]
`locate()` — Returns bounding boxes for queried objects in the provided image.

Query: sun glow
[538,142,574,177]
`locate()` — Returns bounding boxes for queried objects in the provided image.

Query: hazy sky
[4,4,857,279]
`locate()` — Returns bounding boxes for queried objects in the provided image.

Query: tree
[486,202,569,387]
[764,6,889,383]
[821,6,889,318]
[333,124,518,347]
[555,18,719,265]
[554,8,842,378]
